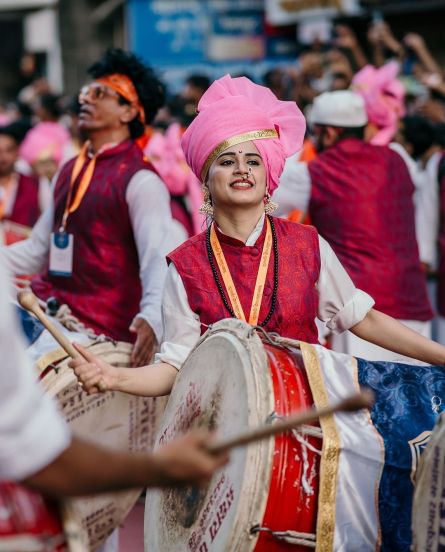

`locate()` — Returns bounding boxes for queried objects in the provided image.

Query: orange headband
[97,73,145,124]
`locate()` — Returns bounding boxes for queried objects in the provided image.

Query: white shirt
[0,169,172,342]
[0,258,71,480]
[274,144,433,265]
[416,151,442,270]
[156,214,374,370]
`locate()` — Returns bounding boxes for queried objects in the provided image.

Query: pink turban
[20,122,70,166]
[181,74,306,194]
[352,62,405,146]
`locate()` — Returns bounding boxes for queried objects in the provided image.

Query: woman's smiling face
[206,140,267,212]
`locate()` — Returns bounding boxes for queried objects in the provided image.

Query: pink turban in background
[352,61,405,146]
[181,74,306,195]
[20,121,70,166]
[144,123,204,234]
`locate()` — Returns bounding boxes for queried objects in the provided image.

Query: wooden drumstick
[17,290,107,392]
[207,390,374,455]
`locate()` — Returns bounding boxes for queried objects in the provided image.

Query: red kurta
[32,140,158,342]
[308,138,432,321]
[4,174,40,227]
[168,217,321,343]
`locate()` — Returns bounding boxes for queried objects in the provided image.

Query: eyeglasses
[78,83,120,104]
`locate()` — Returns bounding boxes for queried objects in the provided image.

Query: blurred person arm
[126,169,173,366]
[273,157,311,216]
[25,431,227,496]
[0,197,53,276]
[334,25,368,70]
[368,22,403,67]
[417,98,445,124]
[403,33,442,76]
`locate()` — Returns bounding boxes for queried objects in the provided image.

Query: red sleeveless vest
[308,138,432,321]
[5,174,40,227]
[168,217,320,343]
[32,140,158,342]
[437,153,445,315]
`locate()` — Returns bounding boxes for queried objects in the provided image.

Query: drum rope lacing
[252,326,301,349]
[268,412,322,496]
[250,525,316,547]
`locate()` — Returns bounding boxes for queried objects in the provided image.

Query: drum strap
[210,216,272,325]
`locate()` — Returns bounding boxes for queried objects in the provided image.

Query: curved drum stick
[208,390,374,455]
[17,290,106,391]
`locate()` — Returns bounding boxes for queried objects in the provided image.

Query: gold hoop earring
[199,185,214,216]
[264,191,278,214]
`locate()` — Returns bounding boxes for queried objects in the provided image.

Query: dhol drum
[35,339,167,551]
[0,482,65,552]
[145,319,321,552]
[412,412,445,552]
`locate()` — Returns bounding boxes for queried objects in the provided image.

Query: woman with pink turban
[71,75,445,397]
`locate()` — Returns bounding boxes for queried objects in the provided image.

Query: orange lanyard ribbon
[210,217,272,325]
[61,143,97,230]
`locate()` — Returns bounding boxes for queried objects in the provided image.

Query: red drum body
[259,345,319,551]
[0,483,65,551]
[145,319,320,552]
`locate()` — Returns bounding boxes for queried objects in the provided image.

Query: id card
[49,232,74,277]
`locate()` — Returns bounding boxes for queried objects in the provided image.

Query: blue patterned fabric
[16,306,44,345]
[358,358,445,552]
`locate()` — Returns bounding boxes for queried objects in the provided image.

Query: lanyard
[60,142,97,231]
[210,217,272,325]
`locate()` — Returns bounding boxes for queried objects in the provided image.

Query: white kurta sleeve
[0,198,54,276]
[317,235,375,333]
[0,259,71,480]
[126,170,173,343]
[155,263,201,370]
[273,156,312,216]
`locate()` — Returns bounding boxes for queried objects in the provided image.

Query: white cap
[309,90,368,128]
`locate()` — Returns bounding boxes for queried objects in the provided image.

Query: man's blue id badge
[49,232,74,277]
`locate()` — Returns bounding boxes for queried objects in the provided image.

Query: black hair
[336,125,365,140]
[402,115,436,159]
[0,121,31,144]
[38,93,62,119]
[87,48,165,138]
[186,74,210,92]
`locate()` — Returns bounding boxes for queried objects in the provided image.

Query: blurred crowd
[1,19,444,279]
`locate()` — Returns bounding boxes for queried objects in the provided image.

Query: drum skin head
[412,412,445,551]
[38,340,167,551]
[145,319,275,552]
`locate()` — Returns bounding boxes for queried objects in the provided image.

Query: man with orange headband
[1,49,171,366]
